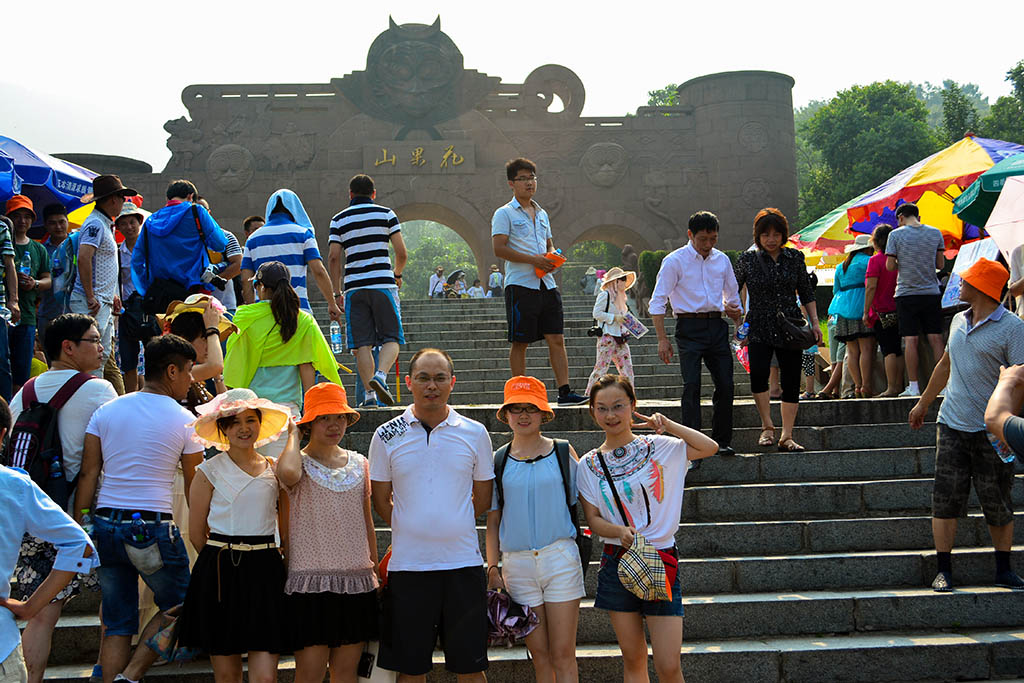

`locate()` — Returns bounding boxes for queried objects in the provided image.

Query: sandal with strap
[800,391,816,400]
[777,437,806,452]
[758,428,776,447]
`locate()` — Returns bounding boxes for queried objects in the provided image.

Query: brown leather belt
[676,311,722,319]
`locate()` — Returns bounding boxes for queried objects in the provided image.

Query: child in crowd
[177,389,294,682]
[578,375,718,683]
[277,383,379,683]
[585,268,636,395]
[486,376,584,681]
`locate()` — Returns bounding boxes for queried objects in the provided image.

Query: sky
[3,0,1022,171]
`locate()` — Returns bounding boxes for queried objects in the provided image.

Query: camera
[201,264,228,291]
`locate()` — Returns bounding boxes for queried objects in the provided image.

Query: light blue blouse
[830,252,870,320]
[491,447,577,552]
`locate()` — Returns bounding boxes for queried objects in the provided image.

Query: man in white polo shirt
[370,348,493,682]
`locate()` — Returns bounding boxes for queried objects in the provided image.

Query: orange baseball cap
[5,195,35,221]
[297,382,360,426]
[497,375,554,423]
[961,257,1009,302]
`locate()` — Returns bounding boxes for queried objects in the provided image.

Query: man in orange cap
[5,195,52,394]
[0,214,19,401]
[909,258,1024,592]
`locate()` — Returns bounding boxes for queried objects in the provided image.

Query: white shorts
[501,537,585,608]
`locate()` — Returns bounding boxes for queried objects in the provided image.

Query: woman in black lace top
[735,208,821,452]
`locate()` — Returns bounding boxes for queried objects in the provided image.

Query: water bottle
[329,320,344,354]
[0,307,10,325]
[130,512,148,543]
[735,321,750,341]
[19,251,32,277]
[987,431,1016,464]
[49,453,64,480]
[80,509,94,536]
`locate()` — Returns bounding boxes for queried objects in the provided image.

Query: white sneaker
[898,387,920,397]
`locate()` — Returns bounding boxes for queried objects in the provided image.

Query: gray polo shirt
[884,223,945,297]
[938,306,1024,432]
[491,197,555,290]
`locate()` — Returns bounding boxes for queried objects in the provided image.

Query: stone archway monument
[124,17,797,280]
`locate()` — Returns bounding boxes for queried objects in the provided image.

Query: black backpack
[493,438,594,577]
[3,372,94,510]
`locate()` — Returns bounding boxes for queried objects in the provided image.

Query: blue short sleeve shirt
[491,198,556,290]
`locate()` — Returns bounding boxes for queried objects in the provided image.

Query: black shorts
[896,294,943,337]
[505,284,564,344]
[872,318,902,357]
[379,567,488,676]
[344,288,405,349]
[933,424,1015,526]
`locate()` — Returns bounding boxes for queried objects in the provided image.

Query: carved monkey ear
[389,16,398,30]
[431,15,441,31]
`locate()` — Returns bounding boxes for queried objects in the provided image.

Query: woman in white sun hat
[585,267,637,395]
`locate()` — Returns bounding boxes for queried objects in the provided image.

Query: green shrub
[638,250,668,292]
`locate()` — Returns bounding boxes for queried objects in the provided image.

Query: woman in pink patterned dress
[585,267,637,395]
[276,383,378,683]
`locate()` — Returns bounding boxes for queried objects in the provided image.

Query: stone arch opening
[389,205,488,299]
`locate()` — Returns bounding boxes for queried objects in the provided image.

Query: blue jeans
[0,321,11,401]
[8,324,35,388]
[93,513,191,636]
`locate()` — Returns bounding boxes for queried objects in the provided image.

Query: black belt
[676,311,721,319]
[95,508,167,522]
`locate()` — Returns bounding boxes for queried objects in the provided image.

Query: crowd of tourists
[1,157,1023,683]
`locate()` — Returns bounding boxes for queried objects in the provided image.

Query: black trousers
[675,317,733,447]
[748,341,802,403]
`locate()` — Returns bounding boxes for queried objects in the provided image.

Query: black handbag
[122,292,162,340]
[755,250,816,351]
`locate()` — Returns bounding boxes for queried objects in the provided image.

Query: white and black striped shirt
[328,197,401,292]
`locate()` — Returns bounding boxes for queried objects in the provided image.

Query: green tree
[801,80,941,224]
[794,100,827,228]
[390,220,477,300]
[979,60,1024,144]
[940,81,980,143]
[647,84,679,107]
[915,80,990,128]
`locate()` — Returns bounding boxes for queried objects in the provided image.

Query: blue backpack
[50,231,82,313]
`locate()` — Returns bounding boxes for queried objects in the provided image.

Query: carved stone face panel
[581,143,628,187]
[739,122,768,153]
[206,144,255,193]
[742,177,771,208]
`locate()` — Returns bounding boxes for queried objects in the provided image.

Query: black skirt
[177,535,287,656]
[285,589,379,651]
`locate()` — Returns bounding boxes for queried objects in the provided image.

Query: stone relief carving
[206,144,255,193]
[741,177,772,208]
[739,122,768,153]
[261,123,315,173]
[164,117,204,170]
[581,143,628,188]
[522,65,585,120]
[642,170,680,235]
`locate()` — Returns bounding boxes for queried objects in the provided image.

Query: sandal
[815,391,838,400]
[800,391,816,400]
[758,428,776,447]
[778,437,806,452]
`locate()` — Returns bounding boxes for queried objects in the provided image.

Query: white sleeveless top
[196,453,278,536]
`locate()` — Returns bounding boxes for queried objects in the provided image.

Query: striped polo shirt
[241,218,322,310]
[328,197,401,292]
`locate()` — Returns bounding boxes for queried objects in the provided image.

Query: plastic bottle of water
[329,321,344,354]
[80,509,94,536]
[130,512,148,543]
[987,431,1016,464]
[735,321,750,341]
[19,251,32,276]
[49,453,64,480]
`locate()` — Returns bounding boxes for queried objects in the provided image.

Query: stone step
[344,397,936,432]
[37,626,1024,682]
[338,422,940,456]
[39,585,1024,665]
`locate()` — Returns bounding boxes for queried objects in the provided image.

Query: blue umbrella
[0,135,97,225]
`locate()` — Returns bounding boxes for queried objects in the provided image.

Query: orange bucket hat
[297,382,360,427]
[5,195,35,221]
[497,375,554,423]
[961,257,1009,302]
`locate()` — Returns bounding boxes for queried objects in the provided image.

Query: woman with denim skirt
[485,376,585,682]
[577,375,717,683]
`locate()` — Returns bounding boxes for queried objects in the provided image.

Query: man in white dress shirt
[650,211,742,456]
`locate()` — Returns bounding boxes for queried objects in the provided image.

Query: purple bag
[486,589,539,647]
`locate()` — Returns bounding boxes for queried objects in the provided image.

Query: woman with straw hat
[177,388,296,680]
[585,267,637,396]
[832,234,876,398]
[485,376,584,681]
[276,382,380,683]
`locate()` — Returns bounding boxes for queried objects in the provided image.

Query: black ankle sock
[995,550,1011,574]
[558,384,570,397]
[936,551,952,574]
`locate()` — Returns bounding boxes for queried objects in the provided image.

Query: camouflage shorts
[933,423,1015,526]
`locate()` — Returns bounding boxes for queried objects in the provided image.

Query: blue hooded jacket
[131,201,229,295]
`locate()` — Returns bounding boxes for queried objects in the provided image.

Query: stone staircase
[33,296,1024,681]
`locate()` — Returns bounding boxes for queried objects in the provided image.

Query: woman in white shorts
[486,375,585,682]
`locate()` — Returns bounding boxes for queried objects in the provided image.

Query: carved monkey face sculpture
[366,17,462,121]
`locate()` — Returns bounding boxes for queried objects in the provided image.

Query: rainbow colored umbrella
[845,135,1024,245]
[790,194,868,255]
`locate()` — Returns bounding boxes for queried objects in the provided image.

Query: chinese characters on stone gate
[364,142,475,174]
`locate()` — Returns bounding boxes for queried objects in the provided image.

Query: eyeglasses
[412,374,451,385]
[74,336,102,345]
[505,404,540,414]
[513,175,538,182]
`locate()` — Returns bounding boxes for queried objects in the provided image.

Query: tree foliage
[978,60,1024,144]
[940,81,980,143]
[647,84,679,107]
[391,220,478,300]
